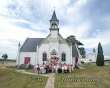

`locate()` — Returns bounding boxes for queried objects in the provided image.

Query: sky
[0,0,110,59]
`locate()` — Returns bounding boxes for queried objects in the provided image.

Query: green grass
[0,68,47,88]
[55,64,110,88]
[1,64,110,88]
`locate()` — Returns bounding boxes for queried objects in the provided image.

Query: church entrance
[50,56,59,65]
[50,49,59,65]
[24,57,30,64]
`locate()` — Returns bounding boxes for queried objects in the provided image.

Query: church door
[24,57,30,64]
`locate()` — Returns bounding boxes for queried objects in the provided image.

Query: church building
[17,11,83,66]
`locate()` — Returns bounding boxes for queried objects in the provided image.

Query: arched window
[42,52,47,61]
[51,49,57,55]
[61,53,66,61]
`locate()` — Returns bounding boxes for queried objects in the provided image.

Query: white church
[17,11,83,66]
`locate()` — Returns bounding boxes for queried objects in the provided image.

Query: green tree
[78,47,86,58]
[2,54,8,64]
[66,35,76,45]
[67,35,83,69]
[66,35,83,45]
[93,48,96,53]
[96,42,104,66]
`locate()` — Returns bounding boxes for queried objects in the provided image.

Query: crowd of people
[33,63,75,74]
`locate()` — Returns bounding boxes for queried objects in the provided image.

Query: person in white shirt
[33,65,38,73]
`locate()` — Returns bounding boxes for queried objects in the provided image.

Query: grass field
[0,64,110,88]
[0,67,47,88]
[55,64,110,88]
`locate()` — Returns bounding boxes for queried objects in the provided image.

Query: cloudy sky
[0,0,110,59]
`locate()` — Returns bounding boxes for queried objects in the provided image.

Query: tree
[67,35,83,69]
[93,48,96,53]
[78,47,86,58]
[66,35,83,45]
[96,42,104,66]
[2,54,8,64]
[66,35,76,45]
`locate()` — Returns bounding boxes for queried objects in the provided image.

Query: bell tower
[49,10,59,32]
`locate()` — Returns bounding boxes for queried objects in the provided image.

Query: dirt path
[45,73,55,88]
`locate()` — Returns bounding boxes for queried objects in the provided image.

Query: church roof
[50,11,58,21]
[20,38,43,52]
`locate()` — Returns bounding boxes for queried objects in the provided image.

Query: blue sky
[0,0,110,59]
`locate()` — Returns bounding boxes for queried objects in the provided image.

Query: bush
[81,61,85,64]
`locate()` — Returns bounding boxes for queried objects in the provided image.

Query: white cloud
[77,0,89,5]
[0,15,47,59]
[81,30,110,48]
[46,0,70,9]
[0,16,46,40]
[60,21,91,38]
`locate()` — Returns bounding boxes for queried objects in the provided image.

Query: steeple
[49,11,59,31]
[50,10,58,21]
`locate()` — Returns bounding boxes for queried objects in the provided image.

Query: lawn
[55,64,110,88]
[1,64,110,88]
[0,67,47,88]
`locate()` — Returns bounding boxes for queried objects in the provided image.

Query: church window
[61,53,66,61]
[42,52,47,61]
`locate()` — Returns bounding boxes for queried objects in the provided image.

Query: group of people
[33,63,74,74]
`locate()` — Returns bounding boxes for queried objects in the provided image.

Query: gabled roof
[50,11,58,21]
[20,38,43,52]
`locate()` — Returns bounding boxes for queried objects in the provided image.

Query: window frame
[42,52,47,61]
